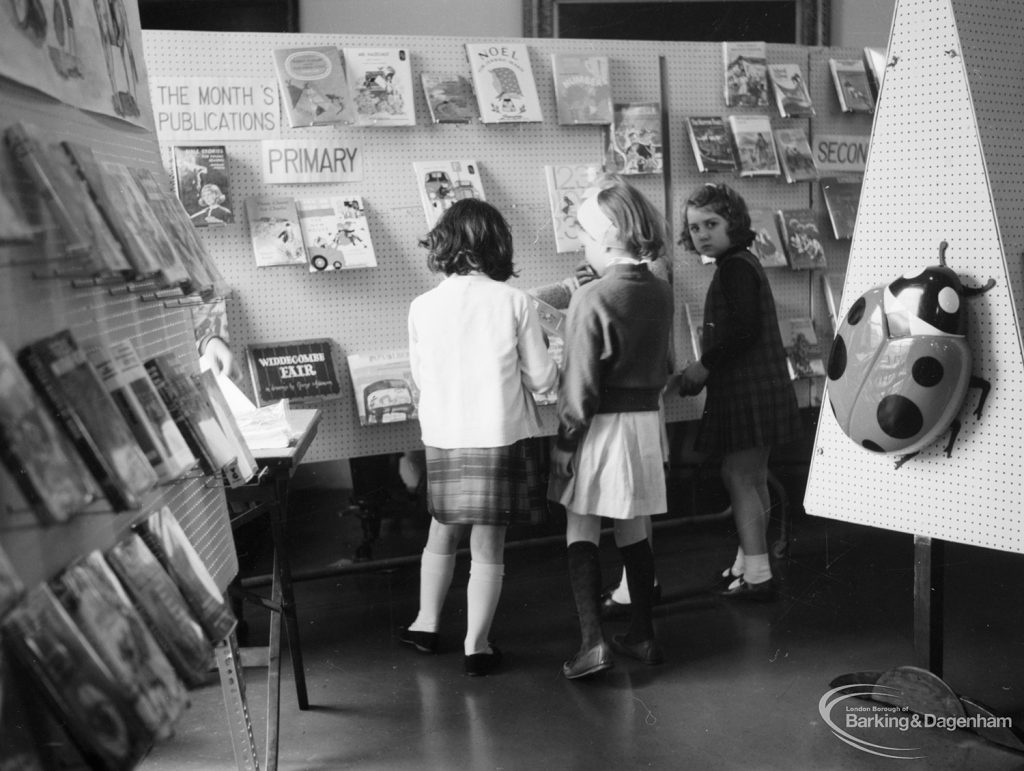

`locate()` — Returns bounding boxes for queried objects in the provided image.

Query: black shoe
[465,645,502,676]
[710,569,743,592]
[562,642,614,680]
[398,626,439,654]
[611,633,664,665]
[599,584,662,619]
[718,577,776,602]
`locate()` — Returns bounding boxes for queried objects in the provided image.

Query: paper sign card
[261,140,362,184]
[150,77,280,140]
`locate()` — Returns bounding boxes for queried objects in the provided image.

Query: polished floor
[140,472,1024,771]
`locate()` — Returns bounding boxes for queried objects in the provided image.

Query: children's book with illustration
[170,145,234,227]
[18,330,157,511]
[296,196,378,271]
[780,317,827,380]
[0,339,100,524]
[606,102,663,175]
[863,46,887,100]
[346,350,419,427]
[773,126,818,183]
[412,160,486,229]
[728,114,780,177]
[748,209,788,269]
[543,163,601,253]
[722,41,770,109]
[465,42,543,123]
[245,197,308,267]
[829,58,875,114]
[343,47,416,126]
[551,53,613,125]
[820,175,863,239]
[777,208,828,270]
[685,116,736,173]
[273,45,356,127]
[420,72,478,123]
[768,63,815,118]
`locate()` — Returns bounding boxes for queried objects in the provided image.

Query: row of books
[3,122,228,298]
[0,331,256,525]
[0,506,235,769]
[724,41,882,116]
[687,116,828,183]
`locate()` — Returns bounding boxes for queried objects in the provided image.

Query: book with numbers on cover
[104,532,214,688]
[543,162,601,253]
[134,505,237,643]
[18,330,157,512]
[51,551,189,740]
[2,583,156,770]
[0,338,100,524]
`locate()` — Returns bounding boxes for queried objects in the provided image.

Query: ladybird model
[826,241,995,467]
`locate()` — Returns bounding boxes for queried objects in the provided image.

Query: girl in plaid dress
[402,199,558,676]
[677,184,801,601]
[549,178,674,679]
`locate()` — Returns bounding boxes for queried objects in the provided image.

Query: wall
[831,0,897,48]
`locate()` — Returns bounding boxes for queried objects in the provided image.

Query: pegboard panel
[804,0,1024,553]
[0,78,237,591]
[141,30,667,462]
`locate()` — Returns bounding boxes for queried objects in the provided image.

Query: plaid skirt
[425,439,547,526]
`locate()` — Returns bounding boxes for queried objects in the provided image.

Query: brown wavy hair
[677,182,756,252]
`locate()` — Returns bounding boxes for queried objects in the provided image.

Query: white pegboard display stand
[142,31,865,464]
[804,0,1024,556]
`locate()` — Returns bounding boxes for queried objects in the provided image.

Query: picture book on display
[2,584,155,770]
[412,160,486,229]
[143,353,236,477]
[245,197,308,267]
[296,196,378,271]
[748,209,787,269]
[104,532,214,688]
[4,123,131,274]
[820,175,863,239]
[52,552,189,739]
[777,208,828,270]
[170,145,234,227]
[135,506,237,643]
[551,53,613,125]
[722,41,770,109]
[685,116,736,174]
[18,330,157,511]
[88,339,196,482]
[420,72,479,124]
[606,102,663,175]
[197,369,258,487]
[863,46,887,100]
[465,42,543,123]
[780,318,827,380]
[343,47,416,126]
[0,339,100,524]
[728,114,780,177]
[767,63,815,118]
[830,58,875,114]
[543,163,601,253]
[346,349,419,427]
[773,126,818,183]
[273,45,356,127]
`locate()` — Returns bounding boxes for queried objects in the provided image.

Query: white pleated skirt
[548,411,667,520]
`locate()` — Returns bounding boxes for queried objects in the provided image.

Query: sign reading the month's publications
[813,134,870,173]
[150,77,280,140]
[261,139,363,184]
[247,339,341,404]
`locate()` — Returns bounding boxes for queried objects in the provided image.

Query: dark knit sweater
[555,261,674,452]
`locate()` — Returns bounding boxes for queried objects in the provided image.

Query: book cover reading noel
[466,43,543,123]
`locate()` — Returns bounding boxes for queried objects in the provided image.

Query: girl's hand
[550,445,575,478]
[677,360,709,396]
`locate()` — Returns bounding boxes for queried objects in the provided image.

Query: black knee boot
[613,539,664,665]
[564,541,613,679]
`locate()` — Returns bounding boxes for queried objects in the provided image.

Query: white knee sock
[410,549,456,633]
[730,546,746,577]
[465,561,504,655]
[744,553,772,584]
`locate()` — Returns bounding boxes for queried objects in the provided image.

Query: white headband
[577,195,614,245]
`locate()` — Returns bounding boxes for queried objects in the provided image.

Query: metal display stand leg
[216,635,261,771]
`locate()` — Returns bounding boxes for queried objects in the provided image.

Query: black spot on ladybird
[827,336,847,381]
[847,296,867,325]
[877,394,923,439]
[862,439,884,452]
[911,356,944,387]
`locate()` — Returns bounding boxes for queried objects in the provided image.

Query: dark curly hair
[419,199,517,281]
[677,182,756,253]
